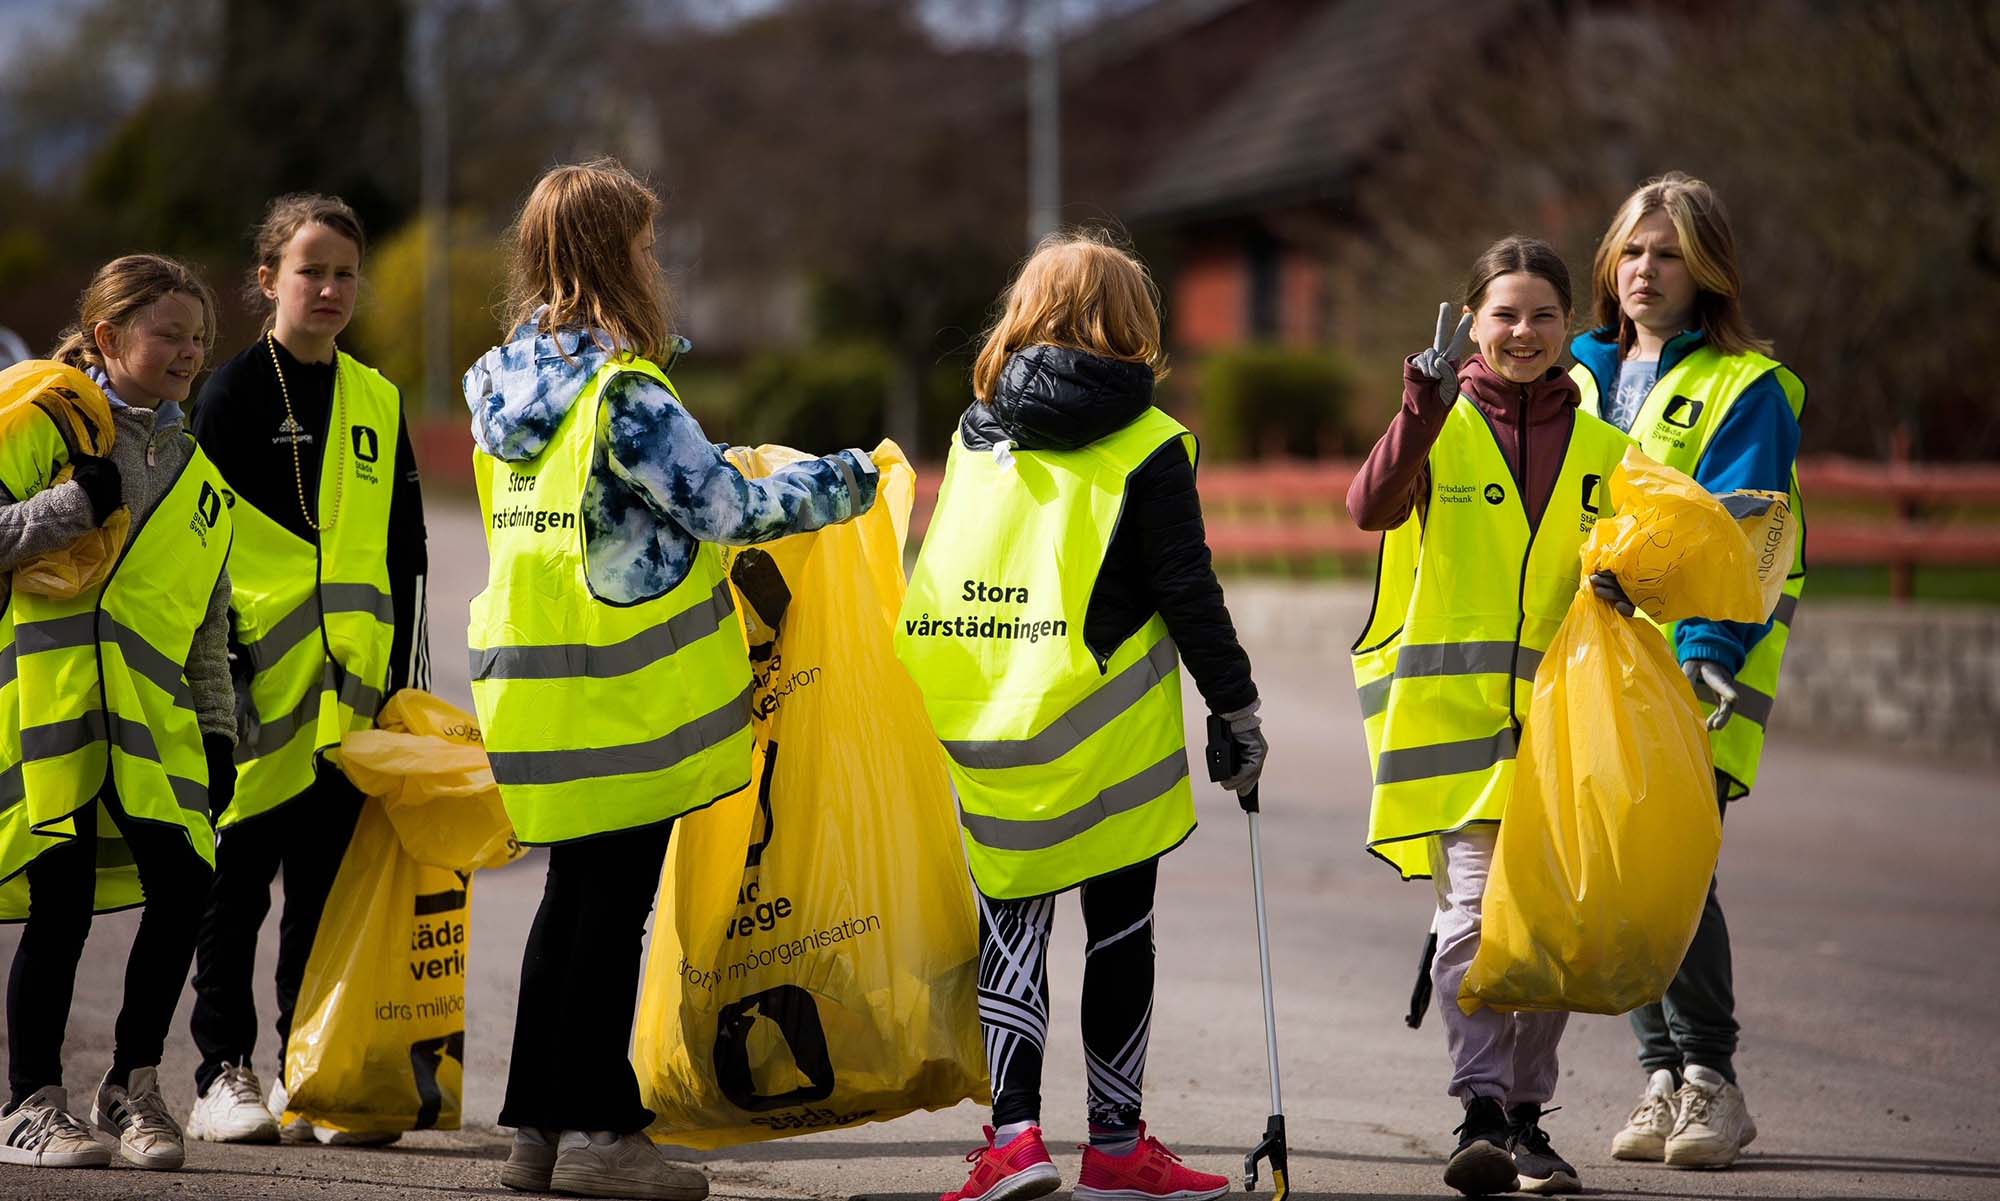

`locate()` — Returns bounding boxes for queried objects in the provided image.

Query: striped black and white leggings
[978,859,1157,1131]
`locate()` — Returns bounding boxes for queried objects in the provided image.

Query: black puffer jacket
[958,344,1258,714]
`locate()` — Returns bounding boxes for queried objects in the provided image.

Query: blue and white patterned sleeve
[599,371,878,545]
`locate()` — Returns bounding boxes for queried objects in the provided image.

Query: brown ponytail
[52,254,219,372]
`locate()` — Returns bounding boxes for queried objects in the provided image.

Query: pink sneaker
[1074,1125,1229,1201]
[941,1126,1062,1201]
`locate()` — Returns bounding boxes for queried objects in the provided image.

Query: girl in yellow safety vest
[0,255,235,1173]
[469,159,876,1200]
[909,232,1265,1201]
[1347,238,1637,1198]
[185,194,428,1147]
[1576,174,1800,1171]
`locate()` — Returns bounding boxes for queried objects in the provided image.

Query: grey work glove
[1684,658,1738,731]
[1589,570,1636,617]
[1413,302,1475,405]
[1217,702,1267,796]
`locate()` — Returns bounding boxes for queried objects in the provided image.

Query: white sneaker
[315,1125,401,1147]
[0,1086,113,1167]
[1610,1068,1679,1161]
[1665,1065,1758,1168]
[92,1066,186,1169]
[187,1063,280,1144]
[549,1129,708,1200]
[264,1075,314,1144]
[503,1126,559,1192]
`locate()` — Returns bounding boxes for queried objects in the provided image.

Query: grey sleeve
[0,480,102,573]
[187,563,236,743]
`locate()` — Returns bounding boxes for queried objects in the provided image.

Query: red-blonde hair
[972,229,1167,403]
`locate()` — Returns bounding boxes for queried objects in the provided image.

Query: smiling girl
[1346,237,1634,1197]
[0,255,235,1173]
[185,194,427,1146]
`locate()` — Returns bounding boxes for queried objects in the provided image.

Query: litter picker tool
[1206,715,1289,1201]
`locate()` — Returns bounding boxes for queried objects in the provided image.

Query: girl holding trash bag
[1347,237,1634,1197]
[1572,172,1804,1170]
[466,158,877,1201]
[185,193,429,1147]
[0,255,235,1172]
[896,229,1264,1201]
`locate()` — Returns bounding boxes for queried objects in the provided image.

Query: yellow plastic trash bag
[282,691,524,1135]
[1464,449,1774,1016]
[634,440,987,1149]
[0,360,130,598]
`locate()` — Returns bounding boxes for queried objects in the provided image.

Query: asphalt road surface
[1,496,1992,1200]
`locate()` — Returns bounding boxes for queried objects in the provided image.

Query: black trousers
[499,819,676,1134]
[188,768,363,1095]
[6,792,213,1107]
[979,860,1159,1130]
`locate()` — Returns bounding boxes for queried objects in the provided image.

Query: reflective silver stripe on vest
[940,637,1179,771]
[958,749,1190,852]
[241,583,393,671]
[21,710,160,764]
[238,663,383,763]
[167,774,208,814]
[1773,592,1798,627]
[1356,643,1543,720]
[1731,682,1775,726]
[1374,726,1519,786]
[17,613,197,709]
[0,642,15,691]
[486,683,753,787]
[0,762,21,813]
[469,581,736,682]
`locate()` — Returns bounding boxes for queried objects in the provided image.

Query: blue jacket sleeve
[599,371,877,545]
[1675,373,1801,673]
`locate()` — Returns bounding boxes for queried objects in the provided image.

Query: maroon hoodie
[1345,353,1583,532]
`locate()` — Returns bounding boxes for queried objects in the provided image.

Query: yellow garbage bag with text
[634,440,987,1149]
[1465,449,1793,1016]
[281,691,524,1134]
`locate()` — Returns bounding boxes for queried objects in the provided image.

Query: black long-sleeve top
[193,336,429,695]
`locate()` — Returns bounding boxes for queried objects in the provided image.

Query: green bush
[1197,345,1355,460]
[734,341,896,455]
[347,212,506,413]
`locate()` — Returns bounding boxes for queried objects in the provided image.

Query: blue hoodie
[464,318,877,603]
[1571,327,1803,674]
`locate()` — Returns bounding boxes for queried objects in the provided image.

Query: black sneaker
[1444,1097,1519,1196]
[1508,1104,1581,1195]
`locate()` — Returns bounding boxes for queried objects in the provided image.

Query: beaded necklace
[265,331,345,532]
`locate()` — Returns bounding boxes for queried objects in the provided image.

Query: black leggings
[6,793,213,1107]
[979,859,1158,1131]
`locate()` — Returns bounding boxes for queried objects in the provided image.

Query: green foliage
[347,213,507,412]
[1196,345,1355,461]
[733,341,897,455]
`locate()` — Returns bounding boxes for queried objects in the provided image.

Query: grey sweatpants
[1429,825,1568,1105]
[1628,774,1738,1082]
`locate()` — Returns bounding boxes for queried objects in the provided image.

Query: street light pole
[415,0,451,413]
[1027,0,1061,246]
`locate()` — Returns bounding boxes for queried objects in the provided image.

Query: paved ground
[1,497,1994,1199]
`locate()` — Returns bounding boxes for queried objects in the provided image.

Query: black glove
[1589,570,1635,617]
[203,733,237,818]
[70,454,122,526]
[1217,702,1268,796]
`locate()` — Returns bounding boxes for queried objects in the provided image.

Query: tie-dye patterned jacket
[464,319,877,603]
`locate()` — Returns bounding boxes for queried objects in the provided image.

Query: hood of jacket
[958,344,1155,453]
[463,314,615,463]
[1458,353,1579,430]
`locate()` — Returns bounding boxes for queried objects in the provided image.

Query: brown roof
[1125,0,1516,223]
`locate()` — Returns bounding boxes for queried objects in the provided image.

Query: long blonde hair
[1590,171,1770,357]
[504,158,675,362]
[51,254,218,373]
[972,229,1167,403]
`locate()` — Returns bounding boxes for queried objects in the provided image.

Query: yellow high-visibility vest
[1572,347,1806,798]
[223,352,400,825]
[895,407,1197,900]
[0,410,232,918]
[467,356,753,845]
[1352,398,1631,879]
